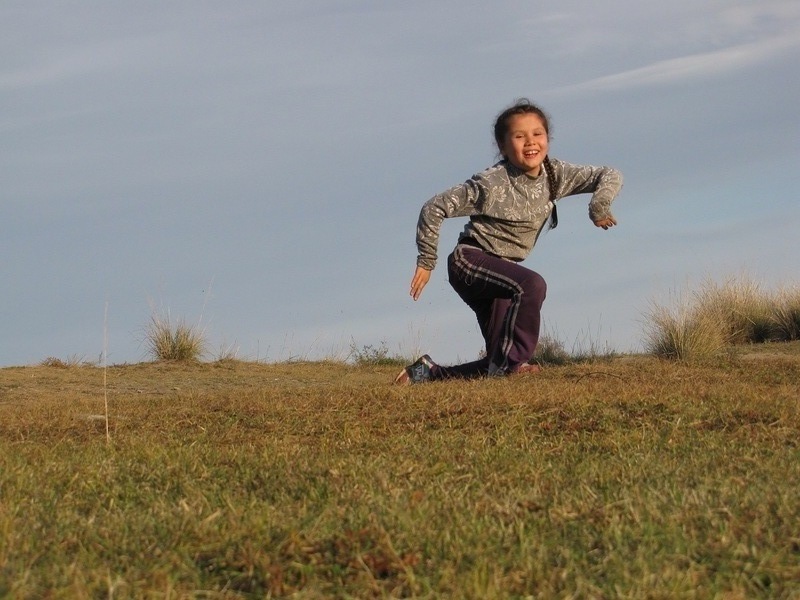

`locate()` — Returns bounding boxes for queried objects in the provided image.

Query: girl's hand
[410,266,431,301]
[593,215,617,230]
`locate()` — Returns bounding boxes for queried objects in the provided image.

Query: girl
[395,98,623,384]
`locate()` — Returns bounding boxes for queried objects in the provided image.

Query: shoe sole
[394,367,411,385]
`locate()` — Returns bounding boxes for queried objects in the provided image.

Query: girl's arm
[415,179,480,271]
[409,178,481,300]
[550,159,623,225]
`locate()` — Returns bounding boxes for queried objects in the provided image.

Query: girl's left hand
[594,215,617,230]
[410,266,431,301]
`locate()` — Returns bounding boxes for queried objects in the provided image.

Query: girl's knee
[520,271,547,298]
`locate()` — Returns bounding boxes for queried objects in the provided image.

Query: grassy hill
[1,344,799,598]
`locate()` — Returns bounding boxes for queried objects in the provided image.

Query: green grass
[2,346,800,598]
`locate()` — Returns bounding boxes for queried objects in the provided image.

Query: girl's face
[500,113,549,176]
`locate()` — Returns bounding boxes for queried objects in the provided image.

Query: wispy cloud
[0,34,166,91]
[552,28,800,94]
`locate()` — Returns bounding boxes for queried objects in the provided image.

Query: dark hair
[494,98,558,229]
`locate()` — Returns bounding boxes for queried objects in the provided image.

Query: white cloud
[0,33,169,91]
[552,28,800,94]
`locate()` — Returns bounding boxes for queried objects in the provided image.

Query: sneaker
[394,354,435,385]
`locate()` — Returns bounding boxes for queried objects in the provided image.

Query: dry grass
[2,346,800,598]
[144,312,207,362]
[693,276,775,344]
[643,292,727,361]
[774,284,800,341]
[532,333,572,366]
[645,276,800,359]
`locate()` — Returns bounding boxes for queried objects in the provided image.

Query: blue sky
[2,0,799,366]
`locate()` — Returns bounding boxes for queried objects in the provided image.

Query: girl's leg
[428,296,510,379]
[487,267,546,373]
[432,246,545,379]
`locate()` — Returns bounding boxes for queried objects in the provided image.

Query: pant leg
[433,245,546,379]
[431,296,512,380]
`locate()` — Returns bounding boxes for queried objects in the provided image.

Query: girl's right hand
[593,214,617,230]
[410,266,431,301]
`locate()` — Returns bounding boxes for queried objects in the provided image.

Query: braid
[543,156,558,230]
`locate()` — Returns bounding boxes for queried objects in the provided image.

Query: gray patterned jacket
[415,158,623,270]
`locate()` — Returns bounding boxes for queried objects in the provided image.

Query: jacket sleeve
[551,159,623,223]
[415,178,481,270]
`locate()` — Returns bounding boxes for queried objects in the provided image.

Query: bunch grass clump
[347,339,407,366]
[533,334,571,366]
[533,329,616,366]
[693,276,775,344]
[645,275,800,360]
[773,284,800,341]
[144,312,206,362]
[644,295,726,361]
[40,354,90,368]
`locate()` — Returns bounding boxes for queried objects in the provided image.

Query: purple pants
[431,244,546,380]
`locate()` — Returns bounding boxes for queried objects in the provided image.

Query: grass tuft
[644,295,727,361]
[533,334,571,366]
[40,355,90,368]
[693,276,776,344]
[774,284,800,341]
[347,339,407,366]
[645,276,800,359]
[534,330,616,366]
[144,312,206,362]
